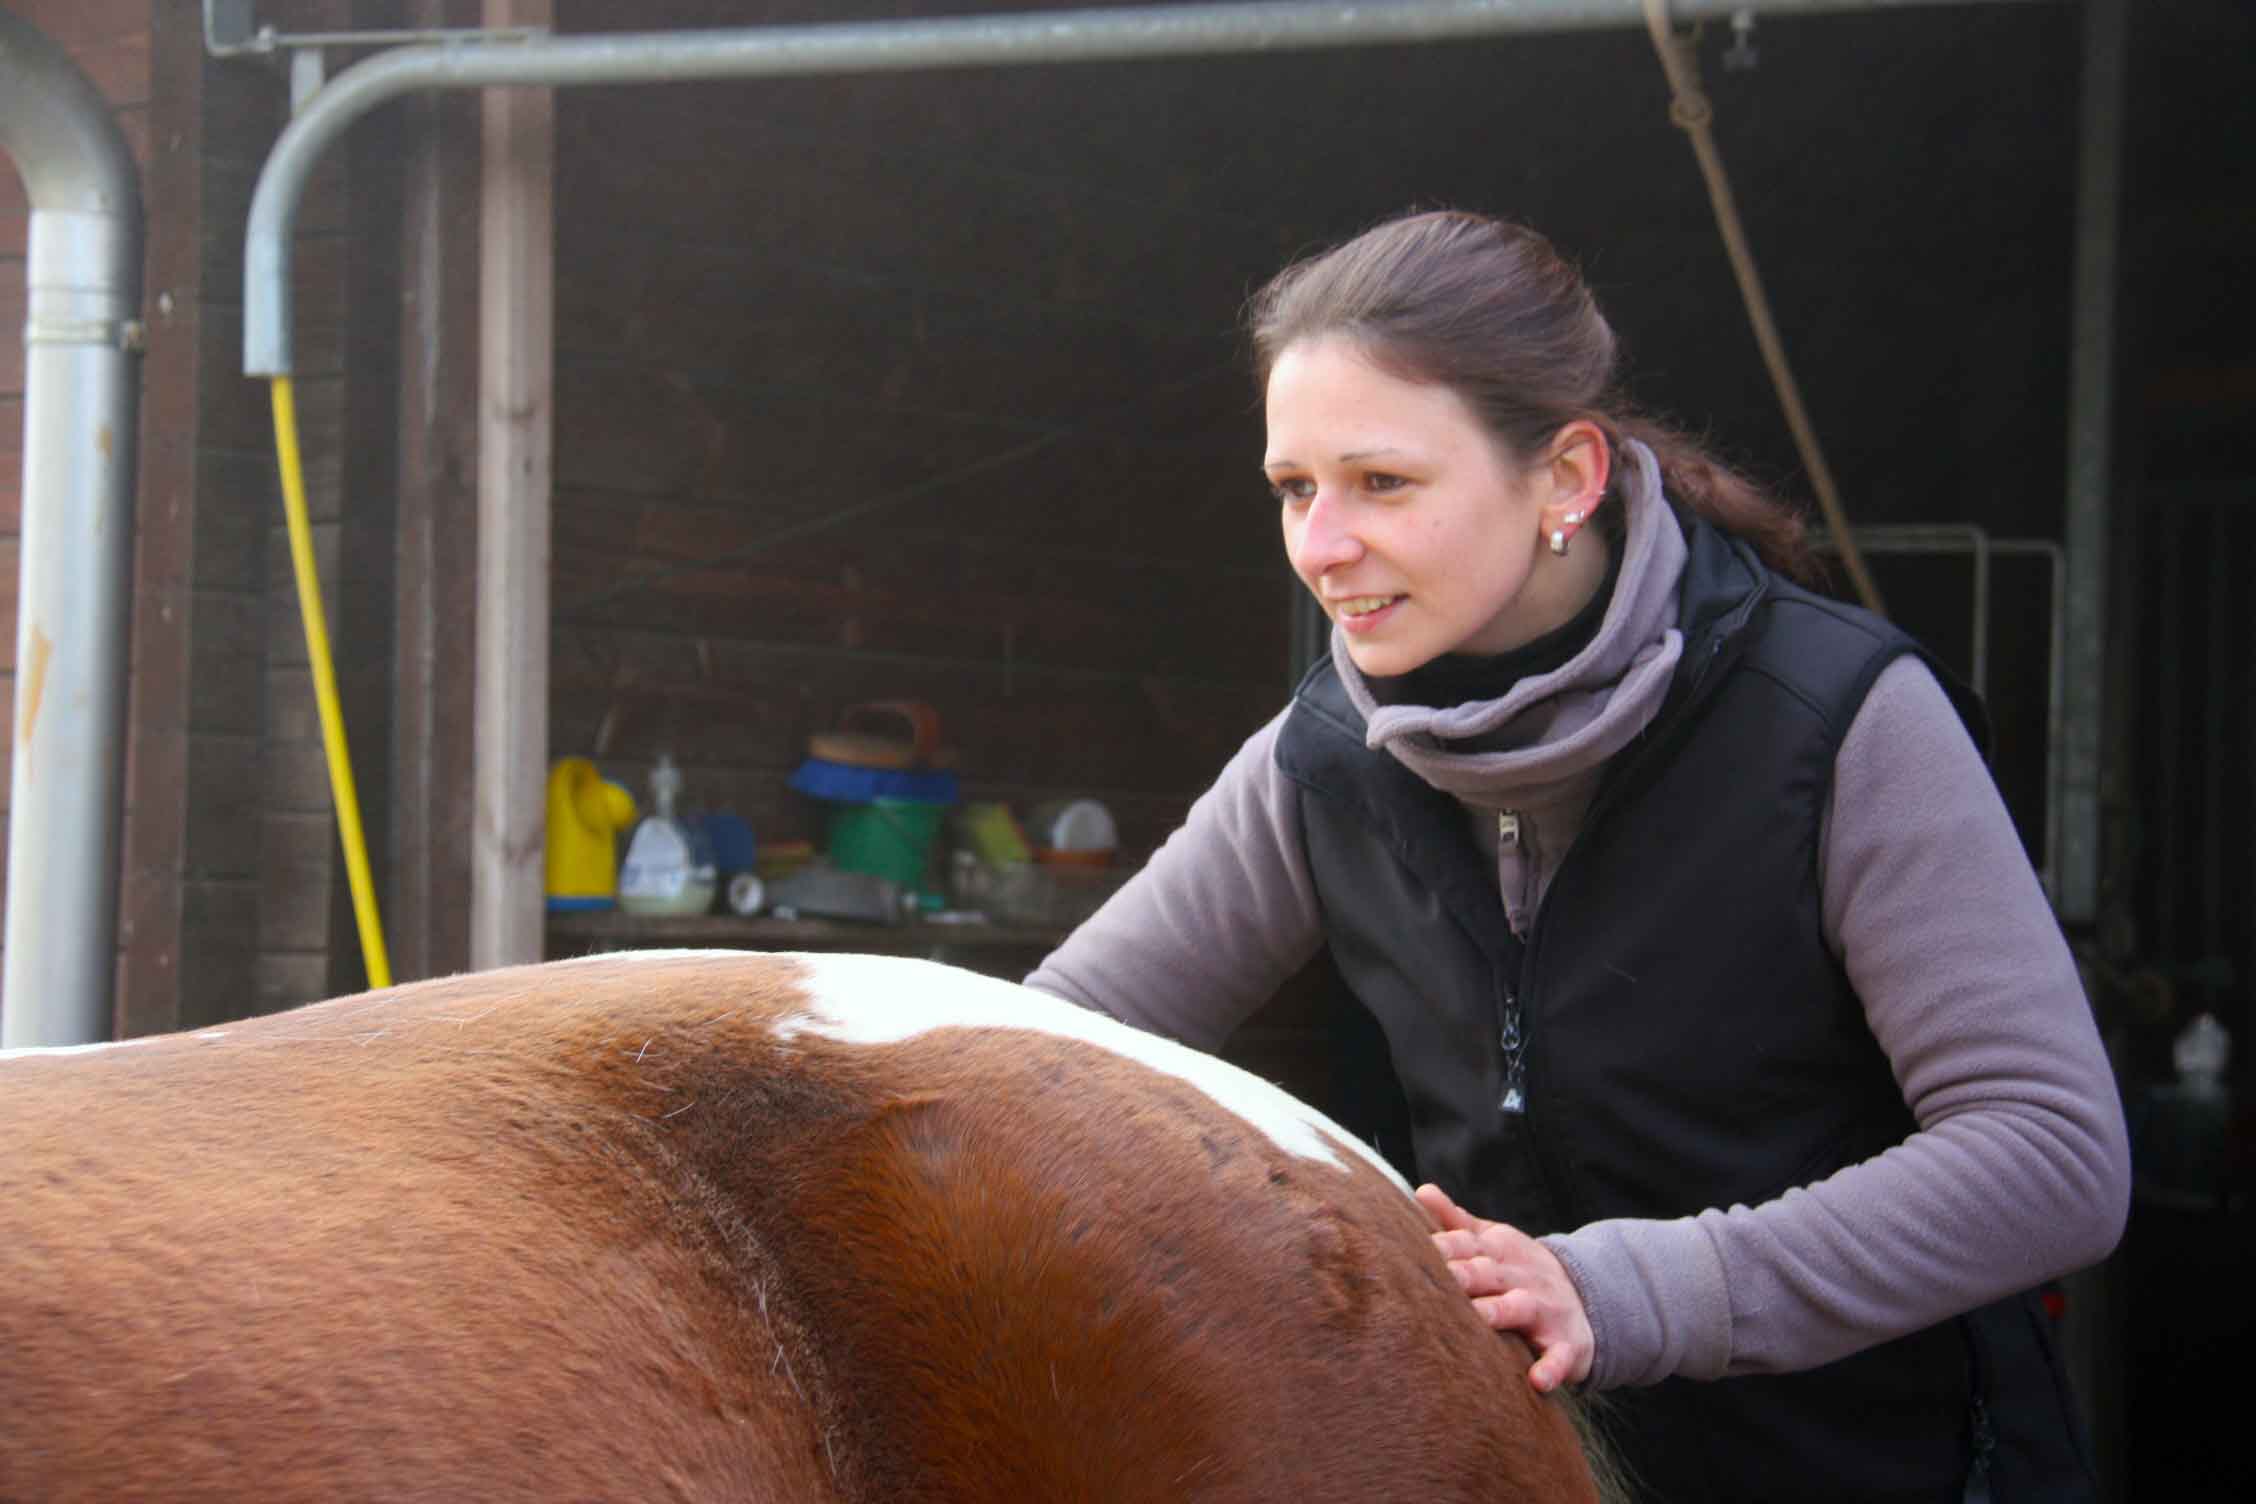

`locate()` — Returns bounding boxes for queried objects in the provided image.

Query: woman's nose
[1292,492,1364,576]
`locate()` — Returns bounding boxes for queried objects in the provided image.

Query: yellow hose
[270,377,392,990]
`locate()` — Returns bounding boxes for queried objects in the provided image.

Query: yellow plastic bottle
[544,757,638,911]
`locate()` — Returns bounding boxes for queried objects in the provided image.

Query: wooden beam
[115,0,200,1038]
[389,0,480,982]
[471,0,552,969]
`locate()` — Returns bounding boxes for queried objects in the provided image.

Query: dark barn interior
[0,1,2249,1497]
[548,0,2088,870]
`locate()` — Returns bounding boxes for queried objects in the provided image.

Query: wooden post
[471,0,552,969]
[390,0,480,982]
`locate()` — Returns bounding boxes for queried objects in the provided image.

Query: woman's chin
[1340,636,1436,681]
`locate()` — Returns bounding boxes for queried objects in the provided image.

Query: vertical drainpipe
[2055,0,2124,927]
[0,15,143,1048]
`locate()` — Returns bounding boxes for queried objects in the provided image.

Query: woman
[1024,210,2127,1501]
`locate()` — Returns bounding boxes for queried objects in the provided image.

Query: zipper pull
[1497,811,1520,848]
[1498,988,1527,1115]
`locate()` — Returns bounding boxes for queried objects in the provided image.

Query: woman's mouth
[1332,593,1407,631]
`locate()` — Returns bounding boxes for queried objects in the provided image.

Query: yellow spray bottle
[545,757,638,911]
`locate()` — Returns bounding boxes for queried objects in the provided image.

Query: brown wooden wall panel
[251,953,327,1017]
[385,7,480,985]
[550,586,1290,721]
[177,877,256,1031]
[182,732,262,880]
[185,590,264,737]
[257,810,336,953]
[557,90,1257,334]
[579,535,1281,672]
[6,0,151,48]
[0,267,25,399]
[0,395,21,533]
[552,228,1232,427]
[192,448,273,592]
[0,538,15,673]
[193,305,270,456]
[262,663,326,777]
[114,0,195,1038]
[260,732,340,816]
[550,343,1253,514]
[47,28,153,109]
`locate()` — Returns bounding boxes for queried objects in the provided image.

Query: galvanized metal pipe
[0,13,144,1047]
[1813,526,2070,899]
[2055,0,2125,926]
[242,0,2060,374]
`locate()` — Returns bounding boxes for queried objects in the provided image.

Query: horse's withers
[0,951,1601,1502]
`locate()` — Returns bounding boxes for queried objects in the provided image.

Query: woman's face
[1265,337,1587,678]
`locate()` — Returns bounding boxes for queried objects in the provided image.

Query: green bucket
[826,798,949,889]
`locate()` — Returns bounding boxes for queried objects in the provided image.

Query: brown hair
[1247,210,1817,583]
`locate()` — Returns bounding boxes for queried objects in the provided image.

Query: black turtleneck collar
[1368,545,1623,711]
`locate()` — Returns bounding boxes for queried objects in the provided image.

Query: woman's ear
[1538,420,1611,539]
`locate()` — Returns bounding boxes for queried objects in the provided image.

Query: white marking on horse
[0,1030,227,1062]
[773,951,1410,1194]
[550,947,751,967]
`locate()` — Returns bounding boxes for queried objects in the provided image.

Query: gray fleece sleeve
[1022,711,1325,1053]
[1545,656,2131,1389]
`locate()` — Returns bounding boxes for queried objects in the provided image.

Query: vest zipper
[1501,581,1766,1128]
[1497,811,1528,1115]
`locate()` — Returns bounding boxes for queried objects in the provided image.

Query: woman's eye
[1270,477,1315,504]
[1365,472,1407,494]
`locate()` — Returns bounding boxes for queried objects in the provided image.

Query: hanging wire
[1641,0,1886,616]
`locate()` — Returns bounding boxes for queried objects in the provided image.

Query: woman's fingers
[1528,1340,1587,1394]
[1425,1205,1598,1392]
[1431,1228,1485,1263]
[1472,1284,1594,1390]
[1448,1254,1518,1297]
[1415,1182,1480,1234]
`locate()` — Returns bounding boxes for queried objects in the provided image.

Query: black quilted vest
[1275,514,2094,1502]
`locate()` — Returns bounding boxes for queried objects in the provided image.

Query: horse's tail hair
[1555,1389,1640,1504]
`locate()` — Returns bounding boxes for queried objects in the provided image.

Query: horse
[0,949,1608,1501]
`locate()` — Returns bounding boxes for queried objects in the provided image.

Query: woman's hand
[1416,1183,1594,1393]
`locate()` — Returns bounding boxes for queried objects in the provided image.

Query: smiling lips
[1331,593,1407,629]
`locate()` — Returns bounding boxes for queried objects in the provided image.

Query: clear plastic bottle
[2136,1012,2235,1209]
[616,754,718,917]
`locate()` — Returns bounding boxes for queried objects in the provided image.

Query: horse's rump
[0,951,1600,1501]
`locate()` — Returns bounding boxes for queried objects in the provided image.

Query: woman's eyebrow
[1264,446,1408,472]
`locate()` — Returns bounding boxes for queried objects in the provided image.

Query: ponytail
[1613,416,1819,586]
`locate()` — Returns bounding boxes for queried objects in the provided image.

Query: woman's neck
[1371,542,1622,711]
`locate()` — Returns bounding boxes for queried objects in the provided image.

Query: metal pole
[241,0,2062,374]
[0,14,144,1047]
[2056,0,2125,925]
